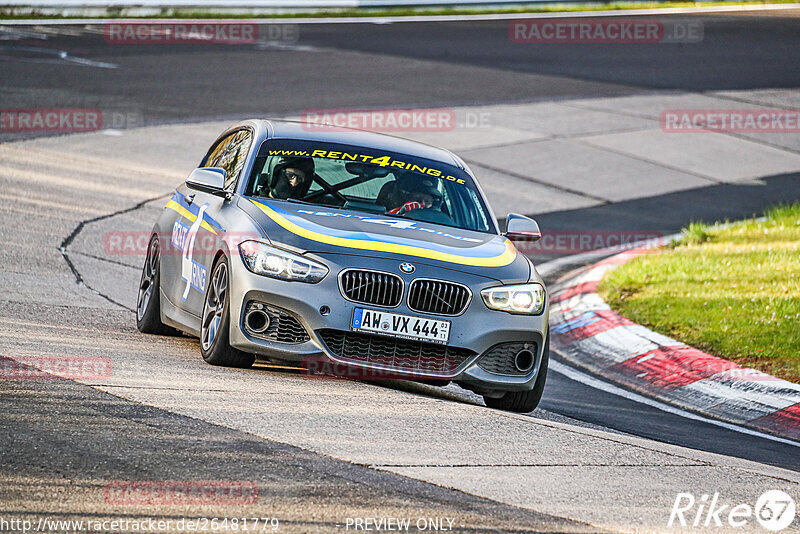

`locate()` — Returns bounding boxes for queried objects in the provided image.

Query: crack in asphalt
[58,193,170,313]
[71,250,141,271]
[562,96,800,158]
[439,124,657,154]
[572,136,724,185]
[462,158,610,203]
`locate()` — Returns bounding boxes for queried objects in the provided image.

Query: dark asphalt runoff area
[1,10,800,532]
[2,12,800,125]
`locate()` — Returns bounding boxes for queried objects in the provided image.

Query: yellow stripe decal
[253,201,517,268]
[166,200,219,235]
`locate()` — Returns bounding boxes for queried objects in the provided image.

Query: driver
[270,157,314,200]
[388,174,443,215]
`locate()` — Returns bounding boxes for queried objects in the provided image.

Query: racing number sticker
[171,204,209,301]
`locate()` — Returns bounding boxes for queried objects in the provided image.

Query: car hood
[239,198,530,283]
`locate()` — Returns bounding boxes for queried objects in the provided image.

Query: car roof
[257,119,464,169]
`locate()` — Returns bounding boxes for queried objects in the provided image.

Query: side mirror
[504,213,541,241]
[186,167,227,196]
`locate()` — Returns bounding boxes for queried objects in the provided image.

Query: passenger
[388,175,443,215]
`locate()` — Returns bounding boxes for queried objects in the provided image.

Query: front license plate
[352,308,450,345]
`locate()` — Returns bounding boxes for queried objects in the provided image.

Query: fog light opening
[514,349,535,373]
[245,309,270,334]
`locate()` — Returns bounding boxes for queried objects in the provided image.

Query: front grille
[478,342,538,376]
[317,329,475,376]
[407,279,471,316]
[339,269,403,307]
[243,302,310,343]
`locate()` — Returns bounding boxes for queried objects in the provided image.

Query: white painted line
[3,3,800,25]
[62,54,118,68]
[0,44,119,68]
[549,359,800,448]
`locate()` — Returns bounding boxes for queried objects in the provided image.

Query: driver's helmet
[270,156,314,199]
[404,174,443,209]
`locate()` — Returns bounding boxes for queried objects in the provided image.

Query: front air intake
[316,329,475,376]
[407,279,471,316]
[339,269,404,308]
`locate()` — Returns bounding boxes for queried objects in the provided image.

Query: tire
[200,254,255,368]
[137,235,178,336]
[483,336,549,413]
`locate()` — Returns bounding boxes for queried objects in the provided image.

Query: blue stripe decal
[171,191,226,233]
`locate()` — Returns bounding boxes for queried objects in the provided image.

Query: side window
[441,185,454,218]
[204,133,233,169]
[467,188,489,232]
[204,130,253,191]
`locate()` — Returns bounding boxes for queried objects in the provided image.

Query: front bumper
[227,252,548,393]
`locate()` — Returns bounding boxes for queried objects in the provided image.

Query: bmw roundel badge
[399,262,415,274]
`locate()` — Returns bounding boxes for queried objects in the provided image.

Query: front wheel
[483,336,549,413]
[137,235,178,336]
[200,255,255,369]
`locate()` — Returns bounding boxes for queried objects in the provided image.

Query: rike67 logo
[669,490,796,531]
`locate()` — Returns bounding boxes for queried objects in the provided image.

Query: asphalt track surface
[1,10,800,533]
[2,11,800,127]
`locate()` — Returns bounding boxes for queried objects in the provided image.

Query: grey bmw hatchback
[137,120,549,412]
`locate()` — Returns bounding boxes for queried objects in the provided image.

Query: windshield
[243,140,495,234]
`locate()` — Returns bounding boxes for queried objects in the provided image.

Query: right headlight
[481,283,546,315]
[238,240,328,283]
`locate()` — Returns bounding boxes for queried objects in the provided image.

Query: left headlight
[238,240,328,283]
[481,283,546,315]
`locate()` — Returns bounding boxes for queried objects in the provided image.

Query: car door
[163,129,253,316]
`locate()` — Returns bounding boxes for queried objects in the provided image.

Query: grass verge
[1,0,798,20]
[598,203,800,383]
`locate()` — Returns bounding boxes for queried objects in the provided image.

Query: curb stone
[548,246,800,442]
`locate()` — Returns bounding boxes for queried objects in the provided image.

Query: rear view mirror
[345,162,390,179]
[186,167,227,196]
[504,213,541,241]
